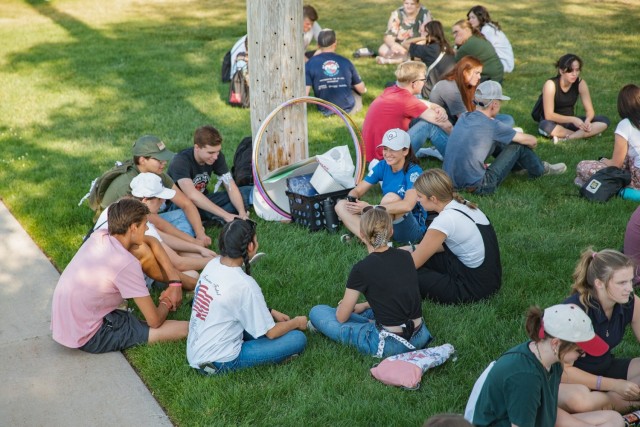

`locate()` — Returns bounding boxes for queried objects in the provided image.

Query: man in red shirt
[362,61,451,163]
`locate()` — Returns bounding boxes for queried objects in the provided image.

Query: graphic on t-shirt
[322,60,340,77]
[410,171,420,183]
[193,173,210,193]
[193,284,213,321]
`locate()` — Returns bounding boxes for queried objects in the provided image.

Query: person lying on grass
[558,248,640,413]
[309,206,431,358]
[187,218,307,374]
[336,128,426,246]
[465,304,623,427]
[405,168,501,304]
[93,173,216,291]
[52,198,188,354]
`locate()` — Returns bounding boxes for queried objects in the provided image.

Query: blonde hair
[571,247,635,310]
[414,169,477,209]
[360,208,392,249]
[395,61,427,84]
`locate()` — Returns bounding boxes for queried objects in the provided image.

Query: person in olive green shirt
[451,20,503,83]
[101,135,211,247]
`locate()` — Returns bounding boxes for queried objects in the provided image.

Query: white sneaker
[307,320,318,333]
[513,127,523,133]
[416,147,443,161]
[552,135,568,144]
[543,161,567,175]
[249,252,266,265]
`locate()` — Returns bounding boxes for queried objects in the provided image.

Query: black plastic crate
[285,188,352,232]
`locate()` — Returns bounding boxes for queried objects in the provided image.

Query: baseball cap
[377,128,410,151]
[130,173,176,200]
[132,135,175,161]
[541,304,608,356]
[317,29,336,48]
[474,80,511,104]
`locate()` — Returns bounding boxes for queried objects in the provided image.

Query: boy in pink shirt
[51,198,187,353]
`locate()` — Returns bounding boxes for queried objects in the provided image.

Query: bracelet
[160,300,172,310]
[168,280,182,287]
[410,243,416,252]
[596,375,602,391]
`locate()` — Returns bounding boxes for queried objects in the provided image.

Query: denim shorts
[79,309,149,354]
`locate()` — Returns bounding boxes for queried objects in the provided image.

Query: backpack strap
[426,51,445,77]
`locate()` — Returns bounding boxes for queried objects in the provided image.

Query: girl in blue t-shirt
[335,128,425,244]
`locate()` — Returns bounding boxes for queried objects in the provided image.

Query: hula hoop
[252,96,366,219]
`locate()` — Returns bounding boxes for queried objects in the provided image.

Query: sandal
[375,56,389,65]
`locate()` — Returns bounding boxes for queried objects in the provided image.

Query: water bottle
[322,197,339,233]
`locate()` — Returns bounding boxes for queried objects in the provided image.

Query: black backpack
[579,166,631,202]
[231,137,254,187]
[221,50,231,83]
[229,67,250,108]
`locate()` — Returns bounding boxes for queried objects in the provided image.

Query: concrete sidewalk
[0,201,172,427]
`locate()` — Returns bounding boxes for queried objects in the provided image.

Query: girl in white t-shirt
[576,84,640,189]
[408,168,502,303]
[466,5,514,73]
[186,219,307,374]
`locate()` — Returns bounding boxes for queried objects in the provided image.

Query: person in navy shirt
[336,128,425,244]
[305,29,366,116]
[559,248,640,413]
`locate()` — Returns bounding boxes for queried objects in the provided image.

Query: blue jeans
[408,118,449,156]
[159,208,195,237]
[475,143,544,195]
[200,186,253,223]
[200,330,307,374]
[495,114,515,128]
[393,212,425,244]
[308,305,432,358]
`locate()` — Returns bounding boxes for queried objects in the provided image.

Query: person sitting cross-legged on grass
[187,219,307,375]
[465,304,623,427]
[336,128,426,245]
[443,80,567,195]
[407,169,501,304]
[51,198,188,354]
[309,206,432,358]
[558,248,640,414]
[537,53,610,143]
[94,173,216,291]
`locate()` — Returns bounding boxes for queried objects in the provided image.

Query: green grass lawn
[2,0,640,425]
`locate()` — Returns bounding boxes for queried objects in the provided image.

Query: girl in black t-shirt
[308,207,431,358]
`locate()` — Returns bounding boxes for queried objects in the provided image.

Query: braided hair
[217,219,257,276]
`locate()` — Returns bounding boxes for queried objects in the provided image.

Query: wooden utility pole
[247,0,307,175]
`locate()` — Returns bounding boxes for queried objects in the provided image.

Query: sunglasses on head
[231,217,257,230]
[362,205,387,214]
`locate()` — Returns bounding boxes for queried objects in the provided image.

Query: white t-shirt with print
[187,257,275,367]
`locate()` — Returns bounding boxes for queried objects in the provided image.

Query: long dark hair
[402,146,419,173]
[467,5,501,31]
[424,21,454,55]
[218,219,257,276]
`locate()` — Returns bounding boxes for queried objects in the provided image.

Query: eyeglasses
[362,205,387,213]
[412,78,427,84]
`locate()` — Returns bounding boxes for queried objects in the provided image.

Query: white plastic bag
[316,146,355,189]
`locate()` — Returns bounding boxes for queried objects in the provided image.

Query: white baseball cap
[377,128,410,151]
[130,173,176,200]
[541,304,608,356]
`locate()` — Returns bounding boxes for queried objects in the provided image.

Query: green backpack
[78,159,135,217]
